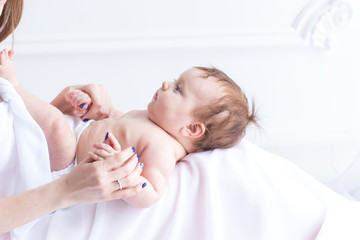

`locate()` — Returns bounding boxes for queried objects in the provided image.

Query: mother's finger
[103,146,136,170]
[110,161,144,190]
[108,184,143,200]
[110,153,140,180]
[81,84,113,120]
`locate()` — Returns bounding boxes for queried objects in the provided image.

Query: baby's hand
[89,132,121,161]
[0,49,19,86]
[88,132,144,190]
[64,88,92,118]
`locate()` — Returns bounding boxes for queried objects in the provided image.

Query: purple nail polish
[142,182,147,188]
[132,147,135,152]
[83,118,89,122]
[80,103,86,109]
[137,154,140,160]
[140,162,144,168]
[105,132,109,140]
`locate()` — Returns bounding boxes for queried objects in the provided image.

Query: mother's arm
[51,84,119,120]
[0,146,143,234]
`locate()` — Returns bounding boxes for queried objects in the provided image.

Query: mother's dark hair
[0,0,24,42]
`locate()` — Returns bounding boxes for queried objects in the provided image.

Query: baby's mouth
[153,91,158,101]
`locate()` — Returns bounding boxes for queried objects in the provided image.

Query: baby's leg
[25,89,77,171]
[0,50,76,171]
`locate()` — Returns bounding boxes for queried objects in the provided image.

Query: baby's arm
[122,146,176,208]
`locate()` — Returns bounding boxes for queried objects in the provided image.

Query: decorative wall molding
[293,0,353,49]
[4,32,304,56]
[6,0,353,55]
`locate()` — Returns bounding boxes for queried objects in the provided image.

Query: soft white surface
[1,79,360,240]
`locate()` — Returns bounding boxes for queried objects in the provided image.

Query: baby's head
[190,66,257,152]
[147,66,256,153]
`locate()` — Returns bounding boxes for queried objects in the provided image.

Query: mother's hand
[61,136,144,206]
[51,84,114,121]
[77,84,114,120]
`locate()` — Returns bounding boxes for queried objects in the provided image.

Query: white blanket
[1,78,360,240]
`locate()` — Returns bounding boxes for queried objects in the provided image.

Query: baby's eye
[173,79,181,93]
[175,85,181,92]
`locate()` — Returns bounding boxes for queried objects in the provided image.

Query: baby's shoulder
[142,132,186,164]
[140,140,177,175]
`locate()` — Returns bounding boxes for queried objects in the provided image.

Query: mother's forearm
[0,178,69,234]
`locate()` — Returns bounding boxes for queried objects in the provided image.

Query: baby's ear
[181,122,206,138]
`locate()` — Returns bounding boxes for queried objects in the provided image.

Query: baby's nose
[162,81,169,90]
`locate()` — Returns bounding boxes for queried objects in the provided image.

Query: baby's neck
[175,136,195,155]
[163,132,191,161]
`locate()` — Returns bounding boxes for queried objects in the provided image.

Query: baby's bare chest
[77,110,170,163]
[113,112,160,151]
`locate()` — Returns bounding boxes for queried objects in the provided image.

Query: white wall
[4,0,360,184]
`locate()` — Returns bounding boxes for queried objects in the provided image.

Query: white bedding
[1,78,360,240]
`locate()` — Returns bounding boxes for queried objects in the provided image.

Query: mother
[0,0,143,234]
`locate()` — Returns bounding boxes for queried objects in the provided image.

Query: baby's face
[147,67,221,136]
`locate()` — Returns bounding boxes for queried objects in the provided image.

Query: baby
[0,49,257,208]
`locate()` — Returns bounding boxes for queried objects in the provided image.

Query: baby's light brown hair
[192,66,257,152]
